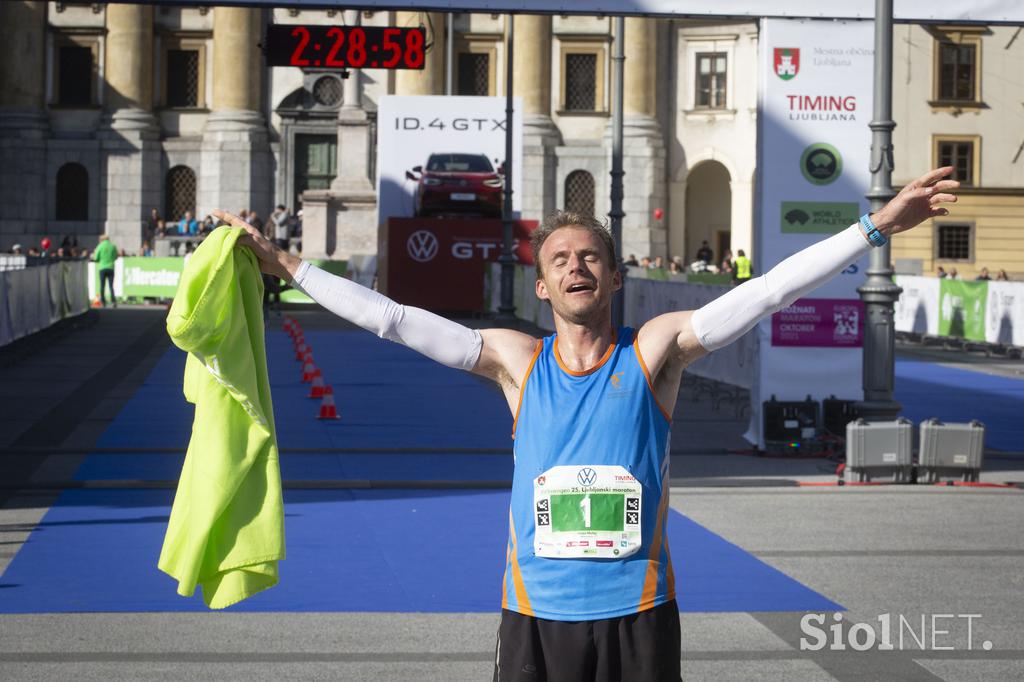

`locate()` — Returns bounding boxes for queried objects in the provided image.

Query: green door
[294,134,337,209]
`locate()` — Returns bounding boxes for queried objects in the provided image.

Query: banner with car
[375,95,525,311]
[749,18,874,447]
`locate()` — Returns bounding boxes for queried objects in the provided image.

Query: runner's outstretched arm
[637,167,960,376]
[216,210,537,387]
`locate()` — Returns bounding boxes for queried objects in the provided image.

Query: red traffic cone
[308,374,326,398]
[317,386,339,419]
[303,352,314,365]
[282,318,293,333]
[301,361,317,382]
[295,342,308,360]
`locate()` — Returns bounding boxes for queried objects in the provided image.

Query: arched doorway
[683,161,731,266]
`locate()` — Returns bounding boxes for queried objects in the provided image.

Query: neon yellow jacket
[159,226,284,609]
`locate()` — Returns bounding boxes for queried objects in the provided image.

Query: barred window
[938,42,976,101]
[56,163,89,221]
[457,52,490,96]
[564,53,597,111]
[58,45,93,106]
[937,224,972,261]
[937,139,975,186]
[695,53,727,109]
[564,170,595,217]
[166,49,199,108]
[312,76,343,107]
[165,166,197,222]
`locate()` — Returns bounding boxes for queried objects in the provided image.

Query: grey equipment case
[845,418,914,483]
[918,419,986,483]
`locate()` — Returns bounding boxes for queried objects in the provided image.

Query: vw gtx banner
[385,218,536,312]
[749,18,873,447]
[376,95,523,226]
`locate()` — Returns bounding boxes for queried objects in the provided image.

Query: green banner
[121,258,184,298]
[938,279,988,340]
[780,201,860,233]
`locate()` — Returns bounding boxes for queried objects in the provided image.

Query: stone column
[199,7,271,223]
[101,4,160,253]
[303,9,377,260]
[394,11,444,95]
[614,18,667,260]
[514,15,560,221]
[0,1,48,247]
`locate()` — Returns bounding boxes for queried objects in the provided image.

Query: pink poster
[771,298,864,347]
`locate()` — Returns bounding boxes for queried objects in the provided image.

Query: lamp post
[609,16,626,329]
[498,14,516,321]
[856,0,902,421]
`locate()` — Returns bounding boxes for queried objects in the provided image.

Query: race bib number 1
[533,465,642,559]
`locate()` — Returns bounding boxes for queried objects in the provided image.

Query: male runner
[218,166,957,682]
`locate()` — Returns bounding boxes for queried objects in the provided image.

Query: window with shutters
[165,166,197,222]
[564,170,596,217]
[457,52,490,96]
[933,136,979,187]
[695,53,727,109]
[930,28,984,108]
[56,163,89,221]
[936,223,973,262]
[53,36,99,107]
[161,36,208,109]
[559,41,606,114]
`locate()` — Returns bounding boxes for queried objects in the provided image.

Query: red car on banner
[384,217,536,312]
[405,153,505,218]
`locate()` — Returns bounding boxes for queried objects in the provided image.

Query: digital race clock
[263,25,426,70]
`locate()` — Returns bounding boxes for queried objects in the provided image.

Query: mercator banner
[750,18,873,448]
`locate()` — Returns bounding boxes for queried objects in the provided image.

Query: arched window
[165,166,197,222]
[564,170,595,217]
[56,163,89,221]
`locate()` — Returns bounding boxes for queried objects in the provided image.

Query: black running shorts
[493,599,681,682]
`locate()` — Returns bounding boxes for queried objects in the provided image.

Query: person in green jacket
[93,234,118,307]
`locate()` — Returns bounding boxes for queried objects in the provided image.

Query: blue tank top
[502,327,674,621]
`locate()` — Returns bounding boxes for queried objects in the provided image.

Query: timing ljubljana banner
[749,18,874,448]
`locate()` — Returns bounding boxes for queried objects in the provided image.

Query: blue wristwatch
[859,213,887,247]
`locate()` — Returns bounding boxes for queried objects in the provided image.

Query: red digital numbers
[270,26,425,70]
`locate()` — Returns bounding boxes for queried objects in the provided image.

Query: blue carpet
[895,358,1024,452]
[0,489,841,614]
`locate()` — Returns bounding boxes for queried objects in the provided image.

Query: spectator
[640,256,652,269]
[200,215,216,235]
[624,254,639,266]
[996,269,1010,281]
[177,211,198,236]
[141,241,154,257]
[733,249,752,283]
[976,267,991,281]
[696,240,713,264]
[652,256,664,270]
[948,267,960,280]
[27,246,40,256]
[668,260,682,274]
[720,250,734,276]
[93,234,118,307]
[936,266,947,278]
[146,208,161,242]
[11,243,22,255]
[248,210,264,235]
[271,204,291,251]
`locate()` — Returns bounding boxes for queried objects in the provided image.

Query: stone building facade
[1,3,1020,277]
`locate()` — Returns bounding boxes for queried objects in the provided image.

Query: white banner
[751,18,874,447]
[376,95,522,227]
[894,275,941,335]
[986,281,1024,346]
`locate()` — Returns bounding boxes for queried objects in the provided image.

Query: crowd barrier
[894,275,1024,346]
[0,260,89,347]
[487,264,754,389]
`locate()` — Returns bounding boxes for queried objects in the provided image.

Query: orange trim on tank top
[632,336,673,423]
[511,340,544,439]
[640,477,672,610]
[553,328,618,377]
[505,508,534,616]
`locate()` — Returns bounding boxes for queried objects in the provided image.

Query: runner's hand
[871,167,959,237]
[213,209,299,280]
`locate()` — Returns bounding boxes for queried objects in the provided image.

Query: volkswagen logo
[577,467,597,487]
[407,230,439,262]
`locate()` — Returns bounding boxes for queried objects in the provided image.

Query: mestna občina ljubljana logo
[774,48,800,80]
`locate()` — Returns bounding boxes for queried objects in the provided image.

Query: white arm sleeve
[690,224,870,352]
[292,261,483,371]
